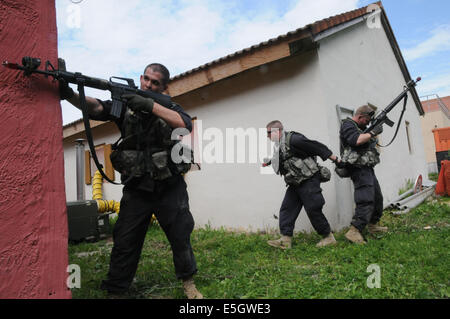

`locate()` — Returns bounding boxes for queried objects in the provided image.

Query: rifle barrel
[362,77,420,133]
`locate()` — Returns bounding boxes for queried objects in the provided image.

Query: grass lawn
[68,196,450,299]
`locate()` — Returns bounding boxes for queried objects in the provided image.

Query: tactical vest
[341,118,380,168]
[279,131,330,186]
[110,108,192,182]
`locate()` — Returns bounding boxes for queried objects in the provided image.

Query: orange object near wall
[435,163,446,195]
[435,160,450,196]
[444,161,450,196]
[432,127,450,152]
[0,1,71,298]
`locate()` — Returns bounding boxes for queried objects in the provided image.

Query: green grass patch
[398,178,414,195]
[429,172,439,182]
[69,196,450,299]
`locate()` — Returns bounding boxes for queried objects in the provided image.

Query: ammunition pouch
[151,148,193,179]
[110,149,147,178]
[282,157,319,186]
[341,147,380,168]
[170,143,193,175]
[151,150,172,180]
[335,166,351,178]
[319,166,331,182]
[109,111,195,183]
[278,131,330,185]
[110,148,192,181]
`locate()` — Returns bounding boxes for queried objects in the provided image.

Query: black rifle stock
[363,77,421,134]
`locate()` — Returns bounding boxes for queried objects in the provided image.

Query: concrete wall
[0,0,71,298]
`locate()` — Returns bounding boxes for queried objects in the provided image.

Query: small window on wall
[336,105,354,121]
[85,144,115,185]
[336,105,354,154]
[405,121,413,154]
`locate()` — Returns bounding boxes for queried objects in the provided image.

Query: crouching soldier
[339,105,388,244]
[264,120,340,248]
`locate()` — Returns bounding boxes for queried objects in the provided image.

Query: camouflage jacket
[339,118,380,168]
[277,131,330,185]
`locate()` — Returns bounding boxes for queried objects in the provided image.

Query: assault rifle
[2,56,174,184]
[2,56,173,118]
[364,77,421,134]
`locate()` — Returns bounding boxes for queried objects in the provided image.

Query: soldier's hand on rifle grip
[59,78,74,100]
[369,124,383,137]
[122,94,154,114]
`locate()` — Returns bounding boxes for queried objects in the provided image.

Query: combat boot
[183,277,203,299]
[368,223,388,234]
[316,233,337,247]
[267,235,292,249]
[345,225,366,244]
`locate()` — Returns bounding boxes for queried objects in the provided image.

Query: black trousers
[279,174,331,237]
[101,175,197,293]
[350,167,384,232]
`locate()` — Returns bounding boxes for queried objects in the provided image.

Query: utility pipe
[75,139,85,201]
[92,170,120,214]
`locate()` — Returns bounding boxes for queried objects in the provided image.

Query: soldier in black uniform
[264,120,341,248]
[60,63,203,298]
[340,105,387,244]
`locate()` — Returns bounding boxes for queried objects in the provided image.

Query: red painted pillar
[0,0,71,298]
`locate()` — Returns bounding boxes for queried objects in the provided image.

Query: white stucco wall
[178,51,331,233]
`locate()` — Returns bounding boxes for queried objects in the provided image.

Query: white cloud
[213,0,359,57]
[416,72,450,98]
[403,24,450,61]
[56,0,360,124]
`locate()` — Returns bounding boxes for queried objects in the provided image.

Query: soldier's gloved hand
[331,156,346,169]
[369,124,383,137]
[122,94,154,113]
[335,160,346,169]
[262,157,271,167]
[59,79,74,100]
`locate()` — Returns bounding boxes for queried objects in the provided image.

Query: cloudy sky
[55,0,450,125]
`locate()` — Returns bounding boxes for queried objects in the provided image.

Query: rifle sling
[377,94,408,148]
[77,81,120,185]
